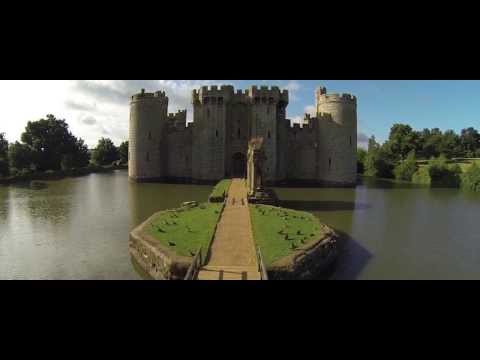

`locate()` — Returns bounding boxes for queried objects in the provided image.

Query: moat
[1,169,480,280]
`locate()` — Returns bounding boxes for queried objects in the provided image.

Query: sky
[1,80,479,149]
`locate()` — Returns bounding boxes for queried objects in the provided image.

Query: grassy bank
[0,164,128,185]
[208,179,232,202]
[147,202,223,257]
[249,204,327,266]
[417,158,480,172]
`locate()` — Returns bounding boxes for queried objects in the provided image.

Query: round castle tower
[129,89,168,181]
[315,87,357,186]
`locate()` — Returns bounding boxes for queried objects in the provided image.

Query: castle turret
[129,89,169,181]
[315,87,357,185]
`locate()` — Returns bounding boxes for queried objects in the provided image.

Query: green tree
[385,124,418,161]
[92,138,119,165]
[0,133,8,177]
[393,150,417,181]
[364,136,394,178]
[439,130,461,159]
[8,142,35,171]
[422,128,443,159]
[460,127,480,157]
[118,141,129,164]
[20,114,87,171]
[357,148,367,174]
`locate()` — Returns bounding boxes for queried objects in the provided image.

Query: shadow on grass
[279,200,371,212]
[318,230,373,280]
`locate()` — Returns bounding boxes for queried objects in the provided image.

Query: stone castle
[128,84,357,186]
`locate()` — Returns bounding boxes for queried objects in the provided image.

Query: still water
[1,170,480,279]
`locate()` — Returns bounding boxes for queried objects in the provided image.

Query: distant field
[417,158,480,172]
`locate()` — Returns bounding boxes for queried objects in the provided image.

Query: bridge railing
[256,246,269,280]
[184,247,203,280]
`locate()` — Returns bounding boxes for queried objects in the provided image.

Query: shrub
[412,167,430,184]
[0,158,9,177]
[428,155,461,187]
[393,151,417,181]
[461,162,480,192]
[413,155,461,187]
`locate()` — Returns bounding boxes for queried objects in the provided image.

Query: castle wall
[129,90,168,181]
[166,124,192,180]
[287,121,318,181]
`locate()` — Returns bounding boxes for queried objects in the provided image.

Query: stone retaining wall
[267,224,339,280]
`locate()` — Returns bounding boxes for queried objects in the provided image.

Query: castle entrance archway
[232,152,246,178]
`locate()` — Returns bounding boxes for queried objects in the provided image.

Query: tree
[364,136,394,178]
[439,130,461,159]
[394,150,417,181]
[8,142,35,171]
[422,128,443,159]
[0,133,8,177]
[118,141,129,164]
[20,114,86,171]
[460,127,480,157]
[92,138,119,166]
[385,124,418,161]
[357,148,367,174]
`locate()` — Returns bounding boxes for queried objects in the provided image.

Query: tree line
[357,124,480,191]
[0,114,129,178]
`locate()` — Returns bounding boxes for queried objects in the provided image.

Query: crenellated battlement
[315,86,356,105]
[247,86,289,104]
[131,88,168,103]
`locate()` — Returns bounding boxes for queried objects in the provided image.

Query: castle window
[255,97,260,104]
[350,136,352,146]
[215,130,218,138]
[262,97,267,104]
[146,152,150,162]
[218,97,223,105]
[207,109,210,118]
[269,97,274,104]
[204,97,209,104]
[329,158,332,170]
[238,128,241,139]
[148,131,152,140]
[268,130,271,139]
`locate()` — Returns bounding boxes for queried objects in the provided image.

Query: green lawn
[147,202,223,257]
[249,204,326,266]
[209,179,232,202]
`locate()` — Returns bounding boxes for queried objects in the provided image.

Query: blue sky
[1,80,479,147]
[229,80,480,145]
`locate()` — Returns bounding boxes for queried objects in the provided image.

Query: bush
[413,155,461,187]
[461,162,480,192]
[412,167,430,184]
[429,156,462,187]
[364,150,394,178]
[393,151,417,181]
[0,158,9,177]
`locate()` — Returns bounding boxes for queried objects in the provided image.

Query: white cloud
[283,80,301,101]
